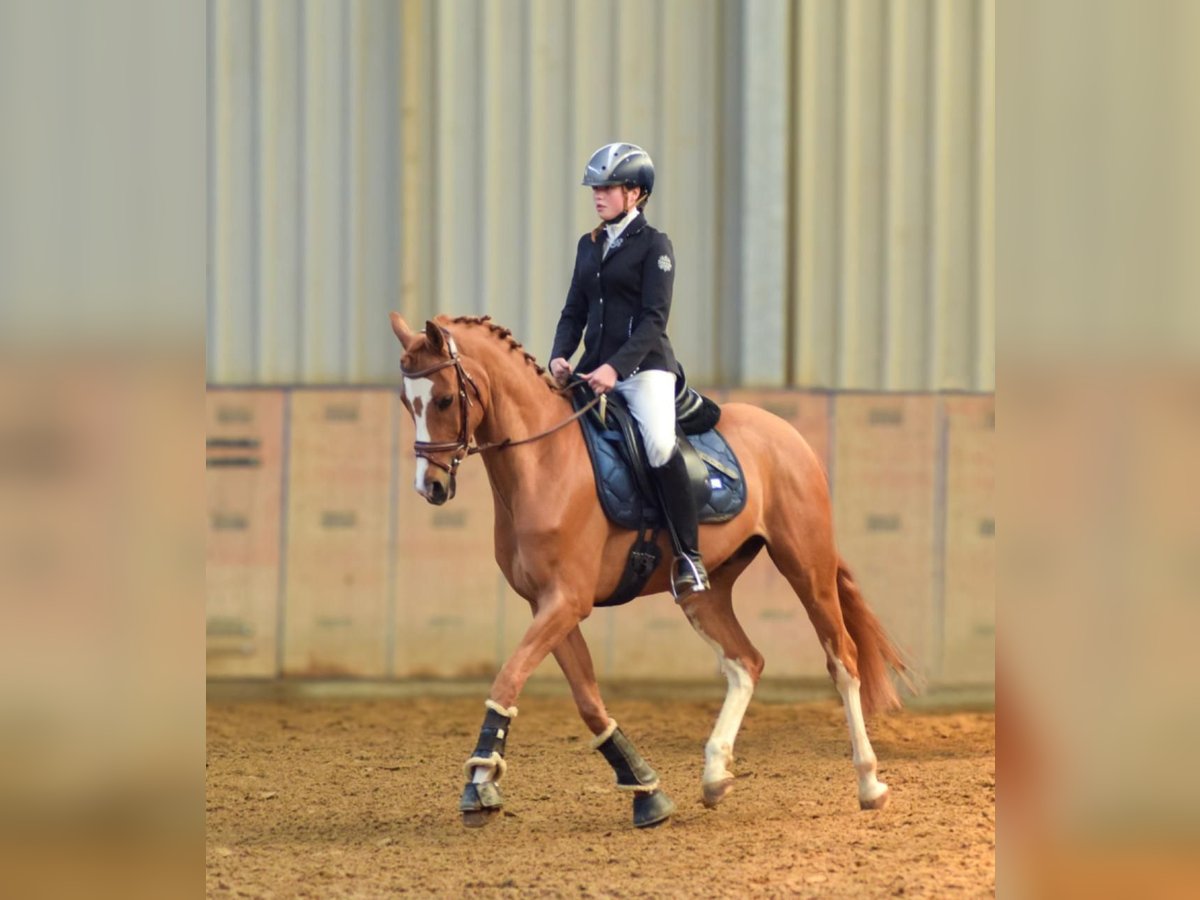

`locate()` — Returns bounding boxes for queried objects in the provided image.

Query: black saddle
[567,376,747,606]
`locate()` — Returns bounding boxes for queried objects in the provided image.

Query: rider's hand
[549,358,573,386]
[583,364,619,395]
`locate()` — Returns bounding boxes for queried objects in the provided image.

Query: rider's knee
[644,434,676,469]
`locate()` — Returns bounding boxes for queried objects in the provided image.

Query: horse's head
[390,312,486,505]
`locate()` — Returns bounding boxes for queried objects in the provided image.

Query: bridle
[400,327,601,482]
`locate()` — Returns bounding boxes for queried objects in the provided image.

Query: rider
[548,142,710,597]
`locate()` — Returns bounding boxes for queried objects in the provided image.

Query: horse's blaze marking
[405,376,434,493]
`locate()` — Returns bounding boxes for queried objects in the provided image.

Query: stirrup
[670,554,710,600]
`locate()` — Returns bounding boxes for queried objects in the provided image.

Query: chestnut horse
[391,313,909,828]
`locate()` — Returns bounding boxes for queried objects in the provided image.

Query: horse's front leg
[553,626,676,828]
[459,595,578,828]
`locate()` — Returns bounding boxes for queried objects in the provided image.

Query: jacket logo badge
[657,255,672,272]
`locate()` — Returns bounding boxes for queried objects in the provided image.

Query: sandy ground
[206,692,994,898]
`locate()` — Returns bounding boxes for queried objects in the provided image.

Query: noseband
[400,328,601,481]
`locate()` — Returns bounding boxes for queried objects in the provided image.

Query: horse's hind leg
[768,543,890,810]
[826,634,890,810]
[680,540,765,808]
[553,625,676,828]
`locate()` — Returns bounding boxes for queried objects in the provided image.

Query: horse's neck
[474,360,566,447]
[472,354,576,513]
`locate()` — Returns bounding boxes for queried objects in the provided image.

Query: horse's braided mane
[449,314,555,391]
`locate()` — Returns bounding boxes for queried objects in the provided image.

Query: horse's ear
[390,312,416,349]
[424,320,447,355]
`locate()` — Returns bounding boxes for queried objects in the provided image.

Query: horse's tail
[836,560,914,714]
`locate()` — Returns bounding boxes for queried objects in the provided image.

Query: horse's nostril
[428,481,447,505]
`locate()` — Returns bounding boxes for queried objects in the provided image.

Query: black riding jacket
[549,215,680,379]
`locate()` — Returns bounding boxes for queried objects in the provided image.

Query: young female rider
[548,142,709,597]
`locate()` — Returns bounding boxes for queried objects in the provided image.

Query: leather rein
[400,330,600,477]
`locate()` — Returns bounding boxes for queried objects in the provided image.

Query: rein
[400,329,600,477]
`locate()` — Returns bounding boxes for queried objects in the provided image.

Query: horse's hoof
[462,808,500,828]
[701,776,735,808]
[633,789,676,828]
[459,780,504,825]
[859,785,890,811]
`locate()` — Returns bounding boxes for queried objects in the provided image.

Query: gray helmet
[581,142,655,197]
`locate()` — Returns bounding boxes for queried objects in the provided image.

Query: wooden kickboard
[832,395,939,678]
[206,391,285,677]
[940,396,995,684]
[282,391,395,677]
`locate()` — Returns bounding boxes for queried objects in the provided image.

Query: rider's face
[592,185,641,221]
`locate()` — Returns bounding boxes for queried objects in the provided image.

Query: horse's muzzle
[424,475,456,506]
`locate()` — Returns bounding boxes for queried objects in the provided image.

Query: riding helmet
[581,143,655,197]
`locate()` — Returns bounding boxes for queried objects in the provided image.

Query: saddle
[567,375,747,607]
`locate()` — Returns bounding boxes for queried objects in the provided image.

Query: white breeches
[613,369,678,468]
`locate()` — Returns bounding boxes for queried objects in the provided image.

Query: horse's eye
[436,396,454,411]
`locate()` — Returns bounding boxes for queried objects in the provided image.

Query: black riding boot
[651,449,710,597]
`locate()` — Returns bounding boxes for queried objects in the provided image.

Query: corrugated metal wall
[208,0,994,390]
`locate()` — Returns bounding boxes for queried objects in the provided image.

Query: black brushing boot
[652,449,710,597]
[459,700,517,827]
[592,721,676,828]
